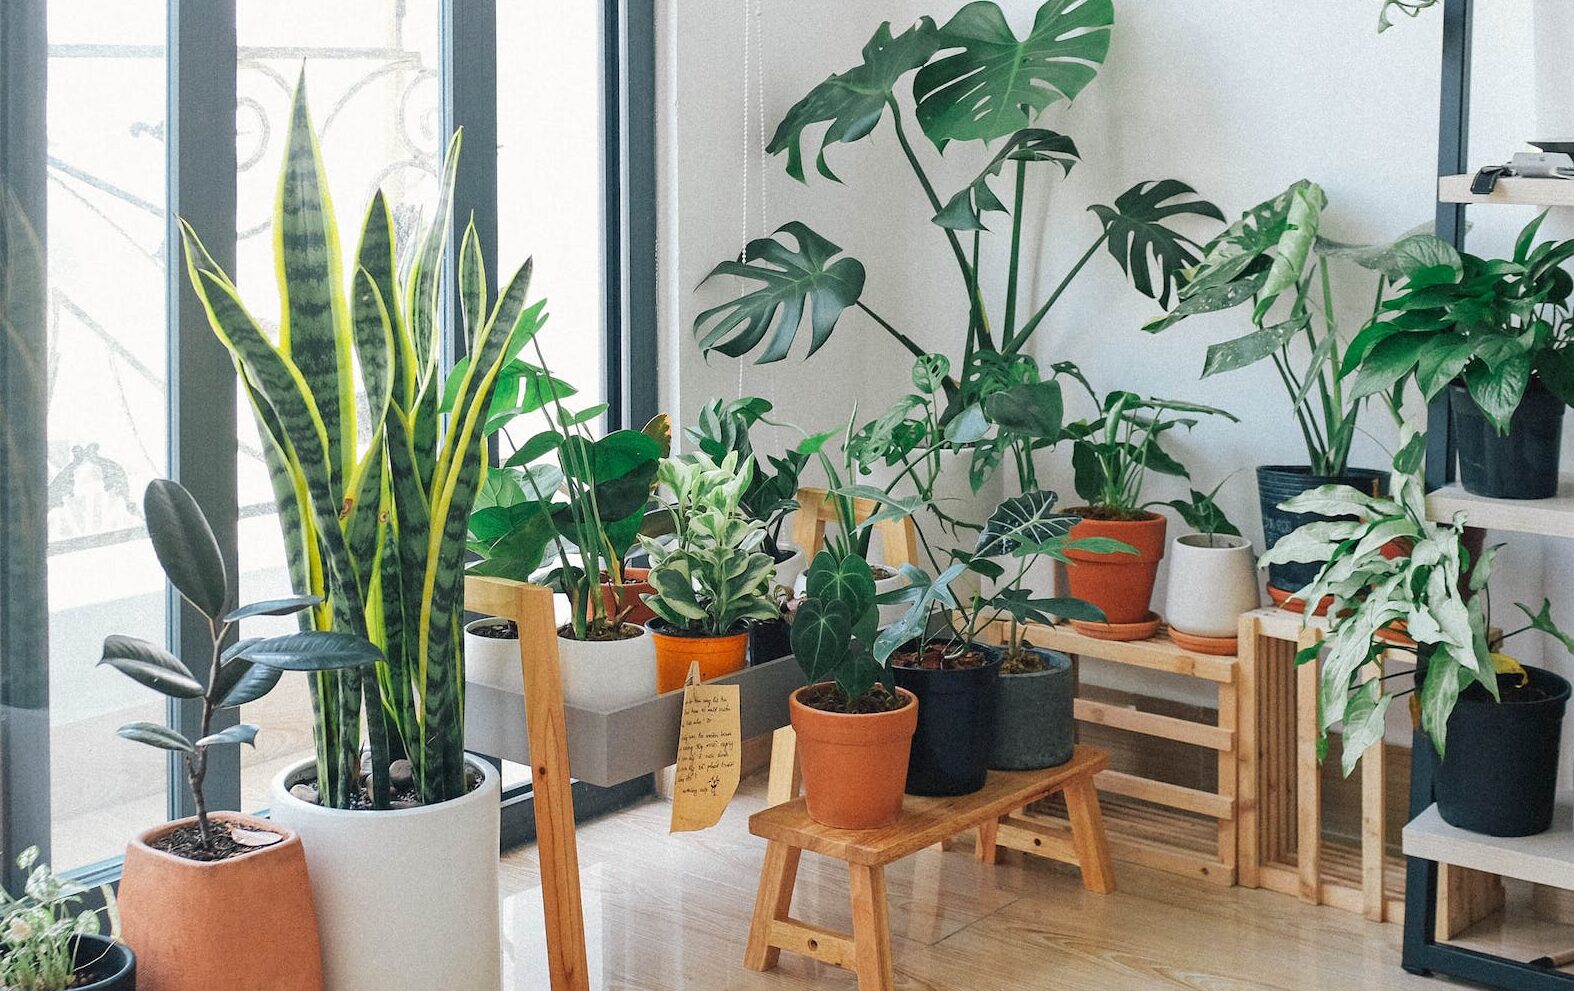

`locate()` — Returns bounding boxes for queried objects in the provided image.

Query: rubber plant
[692,0,1222,492]
[179,74,543,809]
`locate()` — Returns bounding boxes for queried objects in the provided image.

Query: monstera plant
[693,1,1222,493]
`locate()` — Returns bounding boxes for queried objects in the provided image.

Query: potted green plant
[693,0,1221,497]
[1341,212,1574,500]
[640,452,780,692]
[1,847,133,990]
[1161,484,1259,654]
[179,77,525,990]
[464,351,667,711]
[1062,392,1237,640]
[1144,181,1423,602]
[1263,444,1571,837]
[788,550,917,829]
[105,481,377,991]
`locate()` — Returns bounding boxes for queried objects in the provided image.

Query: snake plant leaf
[241,631,383,671]
[196,724,260,749]
[144,479,230,620]
[213,655,284,709]
[914,0,1113,149]
[350,268,395,426]
[767,18,941,182]
[99,635,205,699]
[223,595,321,623]
[976,490,1076,557]
[1091,180,1224,309]
[459,220,487,349]
[984,380,1063,439]
[934,129,1080,231]
[791,596,853,684]
[117,721,194,753]
[694,222,866,364]
[406,130,462,374]
[355,190,408,404]
[277,73,353,486]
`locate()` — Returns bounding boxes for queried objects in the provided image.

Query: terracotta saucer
[1375,622,1416,648]
[1267,584,1333,616]
[1169,628,1239,656]
[1070,611,1162,643]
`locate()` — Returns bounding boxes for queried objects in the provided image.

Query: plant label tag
[669,664,741,833]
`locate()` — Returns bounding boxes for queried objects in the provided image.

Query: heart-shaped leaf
[99,635,204,699]
[976,490,1077,557]
[791,597,853,684]
[144,479,229,620]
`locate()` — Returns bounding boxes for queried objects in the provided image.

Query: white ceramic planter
[794,561,910,628]
[557,625,657,711]
[1164,534,1262,638]
[269,756,501,991]
[772,546,809,595]
[464,617,522,693]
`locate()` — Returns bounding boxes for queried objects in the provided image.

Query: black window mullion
[613,0,658,431]
[0,0,52,893]
[441,0,499,369]
[165,0,239,821]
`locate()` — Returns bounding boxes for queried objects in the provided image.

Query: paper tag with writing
[669,662,741,833]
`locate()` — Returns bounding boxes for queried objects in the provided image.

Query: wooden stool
[744,746,1114,991]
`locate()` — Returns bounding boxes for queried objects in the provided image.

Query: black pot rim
[995,646,1071,678]
[1457,665,1572,708]
[890,640,1004,674]
[1256,464,1387,483]
[72,933,135,987]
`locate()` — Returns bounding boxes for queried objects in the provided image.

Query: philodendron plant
[181,76,541,808]
[102,481,378,854]
[0,847,105,991]
[790,551,897,712]
[693,0,1221,491]
[639,453,779,636]
[1067,392,1238,518]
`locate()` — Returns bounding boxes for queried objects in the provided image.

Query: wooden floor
[499,774,1471,990]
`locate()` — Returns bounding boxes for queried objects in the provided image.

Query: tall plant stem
[886,98,992,350]
[1270,351,1323,465]
[1008,235,1105,355]
[856,301,929,360]
[1003,158,1028,341]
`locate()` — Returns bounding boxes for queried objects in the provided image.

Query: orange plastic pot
[119,813,322,991]
[790,686,919,829]
[599,567,656,626]
[648,619,749,693]
[1065,512,1168,625]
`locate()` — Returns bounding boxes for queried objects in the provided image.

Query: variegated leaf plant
[179,73,545,809]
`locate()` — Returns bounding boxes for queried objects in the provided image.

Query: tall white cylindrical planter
[557,626,657,710]
[269,757,501,991]
[464,617,522,693]
[1164,534,1261,639]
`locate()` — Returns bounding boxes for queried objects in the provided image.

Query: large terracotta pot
[790,686,919,829]
[1065,512,1168,625]
[269,757,501,991]
[647,619,748,693]
[119,812,322,991]
[600,567,657,625]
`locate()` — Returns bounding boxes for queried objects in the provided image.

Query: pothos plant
[1066,392,1238,518]
[693,0,1222,492]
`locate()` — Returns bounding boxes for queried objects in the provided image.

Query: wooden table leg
[1296,635,1323,905]
[744,841,802,972]
[766,725,801,807]
[1063,776,1117,894]
[849,864,894,991]
[976,816,1000,865]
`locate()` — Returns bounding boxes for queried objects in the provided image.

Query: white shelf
[1425,478,1574,539]
[1404,803,1574,890]
[1440,174,1574,207]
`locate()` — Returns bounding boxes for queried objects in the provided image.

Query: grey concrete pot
[987,647,1074,771]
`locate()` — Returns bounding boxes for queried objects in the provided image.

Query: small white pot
[270,756,501,991]
[464,616,523,693]
[1164,534,1262,638]
[558,625,657,711]
[772,546,809,595]
[794,561,911,628]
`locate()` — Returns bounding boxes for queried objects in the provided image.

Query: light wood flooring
[498,773,1493,991]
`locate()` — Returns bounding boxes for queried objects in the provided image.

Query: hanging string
[753,0,775,408]
[737,0,752,400]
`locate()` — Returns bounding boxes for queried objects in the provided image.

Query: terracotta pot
[647,619,749,693]
[119,812,322,991]
[790,686,919,829]
[1065,512,1168,625]
[599,567,657,625]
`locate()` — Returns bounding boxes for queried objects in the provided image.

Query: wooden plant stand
[745,747,1113,991]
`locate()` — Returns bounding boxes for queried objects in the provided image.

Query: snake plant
[179,74,544,809]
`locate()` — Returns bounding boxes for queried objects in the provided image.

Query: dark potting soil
[558,622,643,643]
[472,620,518,639]
[150,822,279,862]
[999,645,1050,675]
[891,644,991,670]
[798,681,911,715]
[1461,675,1555,705]
[1069,505,1152,523]
[869,564,898,580]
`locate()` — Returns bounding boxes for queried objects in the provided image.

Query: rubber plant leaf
[914,0,1114,150]
[144,479,230,621]
[694,222,866,363]
[1091,180,1225,309]
[99,635,205,699]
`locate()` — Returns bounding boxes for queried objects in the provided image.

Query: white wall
[655,1,1573,724]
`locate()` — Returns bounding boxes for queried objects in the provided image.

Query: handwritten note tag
[669,663,741,833]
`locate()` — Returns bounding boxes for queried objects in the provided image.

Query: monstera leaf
[1090,180,1224,309]
[975,490,1079,557]
[768,18,941,183]
[913,0,1114,150]
[694,222,866,364]
[934,129,1079,231]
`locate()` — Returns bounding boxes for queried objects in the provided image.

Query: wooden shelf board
[1425,479,1574,538]
[1015,620,1236,683]
[1439,174,1574,207]
[1405,803,1574,891]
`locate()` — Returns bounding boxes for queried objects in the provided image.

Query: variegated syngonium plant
[639,452,779,637]
[179,72,546,810]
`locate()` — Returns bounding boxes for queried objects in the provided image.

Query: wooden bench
[745,746,1114,991]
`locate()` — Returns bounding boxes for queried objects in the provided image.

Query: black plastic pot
[988,647,1074,771]
[1257,465,1388,594]
[747,616,792,666]
[71,934,137,990]
[1449,380,1565,500]
[893,647,1001,796]
[1435,665,1570,837]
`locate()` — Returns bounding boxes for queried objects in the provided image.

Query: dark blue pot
[893,646,1001,797]
[72,934,136,990]
[1257,465,1387,594]
[1450,380,1564,500]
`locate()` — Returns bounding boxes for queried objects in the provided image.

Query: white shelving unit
[1439,174,1574,208]
[1404,804,1574,891]
[1426,477,1574,539]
